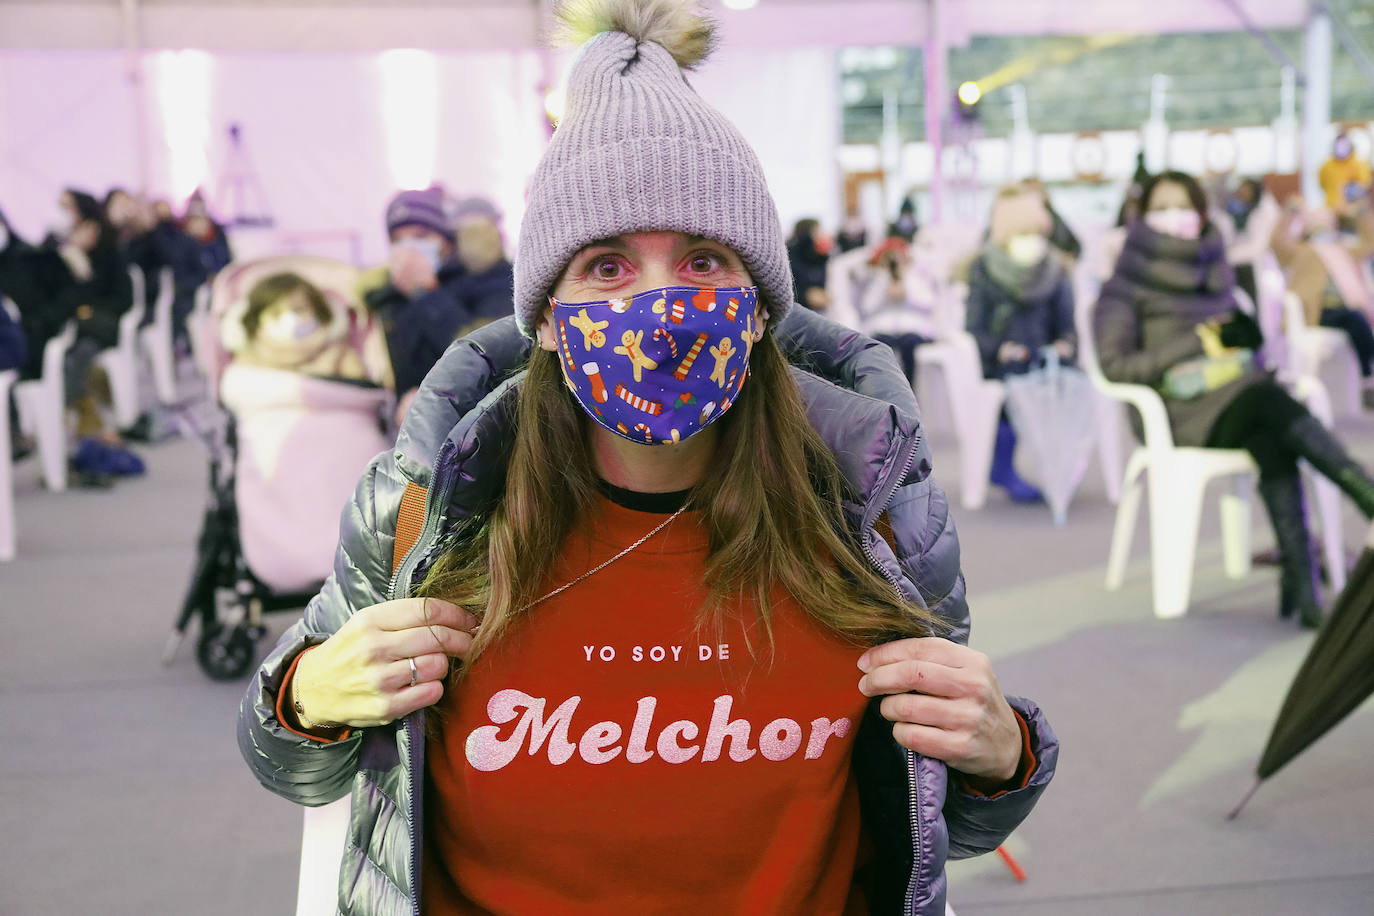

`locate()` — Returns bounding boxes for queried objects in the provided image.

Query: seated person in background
[1094,169,1374,629]
[0,208,71,381]
[104,188,166,324]
[148,197,210,344]
[181,190,234,277]
[1270,200,1374,379]
[966,185,1076,504]
[450,195,515,333]
[1318,133,1372,217]
[47,190,134,442]
[360,187,470,398]
[786,217,831,311]
[237,272,367,381]
[827,234,935,385]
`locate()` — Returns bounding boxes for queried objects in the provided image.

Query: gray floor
[3,398,1373,915]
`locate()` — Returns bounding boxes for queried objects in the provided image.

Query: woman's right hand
[292,598,477,729]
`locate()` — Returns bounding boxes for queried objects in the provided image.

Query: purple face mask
[550,285,759,445]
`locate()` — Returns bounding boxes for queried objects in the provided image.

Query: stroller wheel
[196,623,256,681]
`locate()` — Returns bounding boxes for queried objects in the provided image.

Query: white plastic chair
[1097,371,1257,619]
[1257,255,1363,418]
[14,321,77,492]
[95,270,146,429]
[296,797,351,916]
[0,368,17,560]
[915,332,1006,510]
[139,266,178,405]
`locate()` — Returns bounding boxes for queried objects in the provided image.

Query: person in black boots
[967,185,1077,504]
[1094,170,1374,628]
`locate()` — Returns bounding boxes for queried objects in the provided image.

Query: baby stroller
[164,255,393,679]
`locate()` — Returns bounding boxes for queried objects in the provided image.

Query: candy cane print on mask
[551,285,757,445]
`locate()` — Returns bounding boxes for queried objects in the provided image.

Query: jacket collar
[394,308,929,515]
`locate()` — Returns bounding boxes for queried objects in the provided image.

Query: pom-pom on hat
[513,0,793,337]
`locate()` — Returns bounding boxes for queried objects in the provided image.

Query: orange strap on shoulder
[392,482,429,576]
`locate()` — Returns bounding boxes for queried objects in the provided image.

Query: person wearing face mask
[1268,201,1374,382]
[1318,132,1372,214]
[449,195,516,332]
[1094,170,1374,628]
[361,187,474,399]
[966,186,1077,504]
[235,273,367,380]
[240,4,1056,915]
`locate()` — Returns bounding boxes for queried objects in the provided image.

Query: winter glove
[1218,311,1263,350]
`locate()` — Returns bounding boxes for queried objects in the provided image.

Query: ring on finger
[408,656,419,688]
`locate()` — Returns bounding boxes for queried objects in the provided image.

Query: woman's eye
[688,253,722,273]
[590,257,623,279]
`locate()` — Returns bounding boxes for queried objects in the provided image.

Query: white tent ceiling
[0,0,1310,52]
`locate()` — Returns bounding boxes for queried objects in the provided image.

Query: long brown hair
[418,330,940,678]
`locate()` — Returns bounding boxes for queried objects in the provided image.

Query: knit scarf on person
[981,242,1063,304]
[1103,220,1235,313]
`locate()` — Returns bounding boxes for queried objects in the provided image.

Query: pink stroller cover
[219,364,390,593]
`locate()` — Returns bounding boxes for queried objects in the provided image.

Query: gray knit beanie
[513,0,793,337]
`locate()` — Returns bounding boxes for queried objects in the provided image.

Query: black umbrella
[1228,537,1374,819]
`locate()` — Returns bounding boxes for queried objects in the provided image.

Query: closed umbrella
[1002,349,1099,526]
[1228,525,1374,819]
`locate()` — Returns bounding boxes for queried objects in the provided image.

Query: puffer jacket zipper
[858,432,924,915]
[388,439,459,916]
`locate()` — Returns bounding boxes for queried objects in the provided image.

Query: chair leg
[1219,474,1255,580]
[102,355,140,429]
[17,386,66,492]
[1303,462,1348,594]
[1105,448,1148,590]
[958,381,1004,511]
[1095,394,1125,505]
[1148,461,1207,619]
[143,327,177,405]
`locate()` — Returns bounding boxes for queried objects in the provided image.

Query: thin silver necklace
[518,506,688,613]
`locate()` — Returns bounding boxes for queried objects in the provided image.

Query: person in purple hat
[362,187,470,403]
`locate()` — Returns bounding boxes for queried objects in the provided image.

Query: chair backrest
[128,265,146,317]
[153,266,175,328]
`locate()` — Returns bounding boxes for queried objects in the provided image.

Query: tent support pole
[924,0,946,224]
[121,0,150,194]
[1302,3,1332,203]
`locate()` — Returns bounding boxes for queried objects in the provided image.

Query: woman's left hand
[858,637,1022,784]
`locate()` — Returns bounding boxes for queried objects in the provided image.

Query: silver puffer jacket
[239,308,1058,916]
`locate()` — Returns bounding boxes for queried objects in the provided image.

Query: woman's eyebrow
[574,236,629,256]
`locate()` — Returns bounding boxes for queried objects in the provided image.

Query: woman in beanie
[1094,170,1374,628]
[240,3,1055,914]
[966,185,1077,504]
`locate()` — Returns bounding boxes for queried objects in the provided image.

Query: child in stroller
[167,260,392,679]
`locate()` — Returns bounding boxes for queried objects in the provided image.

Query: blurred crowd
[786,131,1374,629]
[0,183,514,486]
[6,132,1374,630]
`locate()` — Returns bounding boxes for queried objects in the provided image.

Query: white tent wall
[0,45,838,265]
[0,52,141,241]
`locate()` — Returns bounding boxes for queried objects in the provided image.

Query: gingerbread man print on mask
[709,337,736,388]
[614,329,659,383]
[570,309,609,349]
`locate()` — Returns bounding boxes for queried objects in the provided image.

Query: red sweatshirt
[422,494,874,914]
